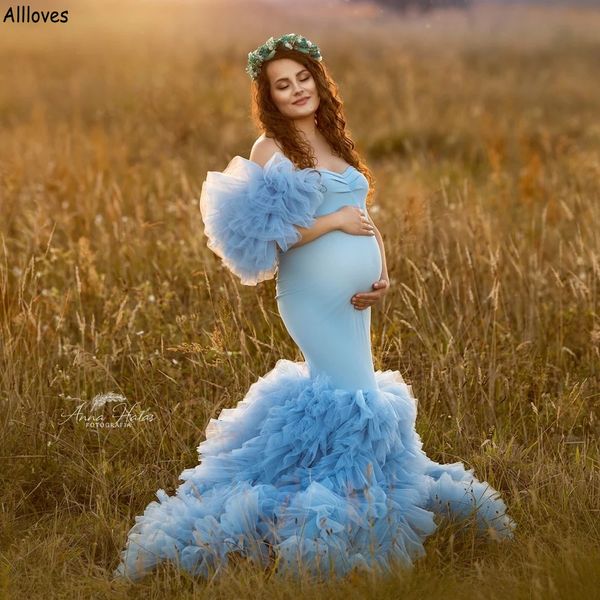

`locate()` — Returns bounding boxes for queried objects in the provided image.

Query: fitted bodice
[275,167,381,391]
[276,166,378,299]
[312,167,369,216]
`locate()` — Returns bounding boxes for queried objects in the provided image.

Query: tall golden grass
[0,1,598,598]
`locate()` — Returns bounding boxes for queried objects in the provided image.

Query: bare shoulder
[249,135,283,168]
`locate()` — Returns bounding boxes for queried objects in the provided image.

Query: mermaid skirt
[113,359,514,582]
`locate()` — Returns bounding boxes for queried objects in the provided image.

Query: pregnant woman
[114,33,515,582]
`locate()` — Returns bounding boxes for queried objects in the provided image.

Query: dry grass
[0,1,599,598]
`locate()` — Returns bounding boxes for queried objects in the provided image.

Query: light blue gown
[113,151,515,582]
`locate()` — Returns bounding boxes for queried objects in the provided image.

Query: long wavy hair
[250,46,375,207]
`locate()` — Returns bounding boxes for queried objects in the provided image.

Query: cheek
[304,78,317,94]
[271,90,290,107]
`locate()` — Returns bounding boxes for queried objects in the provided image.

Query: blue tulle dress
[113,150,515,582]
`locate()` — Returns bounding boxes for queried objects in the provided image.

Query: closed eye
[277,75,311,90]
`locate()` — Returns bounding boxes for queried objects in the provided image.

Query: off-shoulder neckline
[316,165,354,176]
[260,151,356,177]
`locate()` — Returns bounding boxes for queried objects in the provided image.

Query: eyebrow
[273,69,309,84]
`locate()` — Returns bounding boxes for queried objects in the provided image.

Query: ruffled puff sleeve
[199,151,326,286]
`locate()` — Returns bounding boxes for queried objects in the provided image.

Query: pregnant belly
[276,230,382,299]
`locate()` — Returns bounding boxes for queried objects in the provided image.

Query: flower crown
[246,33,322,81]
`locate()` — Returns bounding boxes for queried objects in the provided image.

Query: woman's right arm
[290,206,375,249]
[289,213,340,248]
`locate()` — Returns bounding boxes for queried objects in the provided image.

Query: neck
[294,114,318,142]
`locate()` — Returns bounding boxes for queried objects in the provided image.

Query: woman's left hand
[351,278,390,310]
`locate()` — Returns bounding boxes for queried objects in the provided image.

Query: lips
[293,96,310,105]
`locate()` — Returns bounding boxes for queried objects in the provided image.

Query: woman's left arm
[350,218,391,310]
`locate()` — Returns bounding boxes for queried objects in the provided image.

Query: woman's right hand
[334,206,375,236]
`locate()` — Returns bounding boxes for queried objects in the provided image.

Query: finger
[352,300,370,309]
[354,300,376,309]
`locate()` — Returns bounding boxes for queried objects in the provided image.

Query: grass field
[1,1,599,598]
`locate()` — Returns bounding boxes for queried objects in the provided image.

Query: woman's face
[266,58,320,119]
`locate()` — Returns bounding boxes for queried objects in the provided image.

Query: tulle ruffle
[199,152,326,286]
[113,359,515,582]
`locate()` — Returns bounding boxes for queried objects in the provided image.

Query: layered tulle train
[113,359,515,582]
